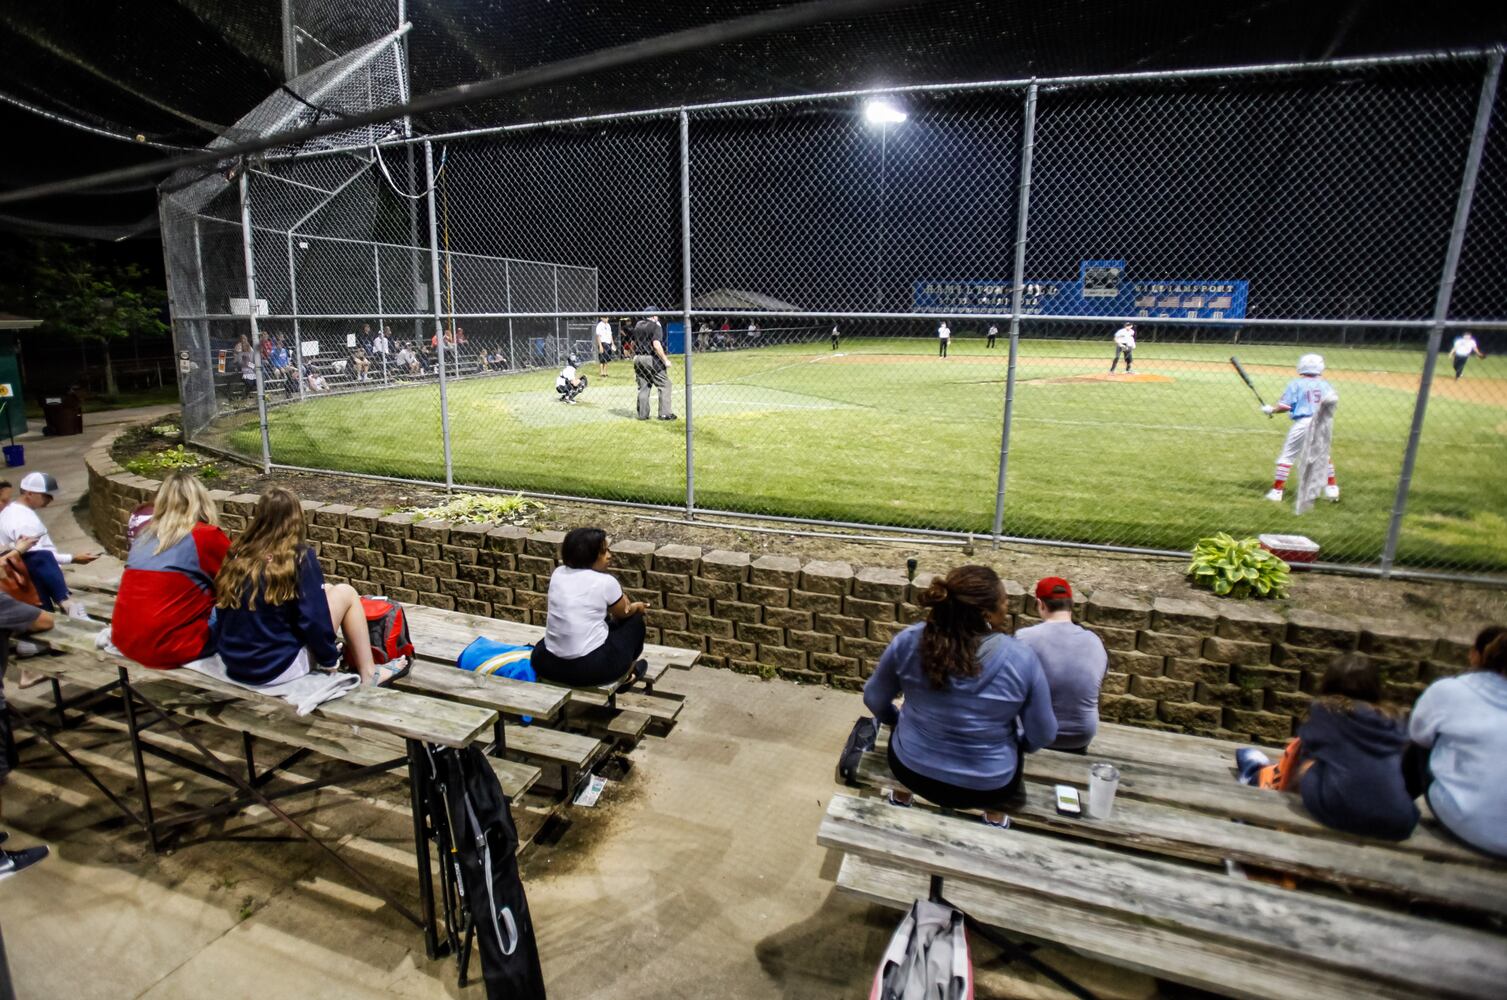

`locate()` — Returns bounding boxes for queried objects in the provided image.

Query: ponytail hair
[916,564,1004,689]
[1477,625,1507,676]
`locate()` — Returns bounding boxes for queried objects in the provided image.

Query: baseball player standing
[937,320,951,358]
[1262,353,1340,503]
[1451,331,1485,380]
[595,316,614,376]
[1110,323,1136,374]
[831,323,840,351]
[986,323,999,349]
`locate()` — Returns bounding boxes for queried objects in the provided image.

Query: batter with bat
[1237,353,1339,503]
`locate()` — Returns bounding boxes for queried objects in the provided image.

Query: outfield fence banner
[162,41,1507,582]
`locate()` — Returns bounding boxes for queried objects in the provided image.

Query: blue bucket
[2,444,22,468]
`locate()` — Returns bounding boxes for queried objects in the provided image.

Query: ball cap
[1035,576,1073,601]
[19,472,59,496]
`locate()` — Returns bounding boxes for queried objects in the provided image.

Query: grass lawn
[211,337,1507,573]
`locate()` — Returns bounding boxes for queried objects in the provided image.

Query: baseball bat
[1229,356,1272,417]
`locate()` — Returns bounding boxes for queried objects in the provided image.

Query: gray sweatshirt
[1409,670,1507,857]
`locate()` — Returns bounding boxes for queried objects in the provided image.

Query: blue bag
[456,637,538,724]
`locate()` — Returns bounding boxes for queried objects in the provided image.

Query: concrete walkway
[0,409,1155,999]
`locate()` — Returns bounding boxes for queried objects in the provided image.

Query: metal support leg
[49,678,65,730]
[407,739,442,959]
[242,731,257,784]
[117,666,160,853]
[125,681,425,928]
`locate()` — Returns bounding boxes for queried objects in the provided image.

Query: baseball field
[214,336,1507,573]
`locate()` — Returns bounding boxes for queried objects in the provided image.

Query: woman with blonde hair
[113,472,230,668]
[214,487,392,686]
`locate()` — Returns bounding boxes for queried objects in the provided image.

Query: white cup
[1086,762,1120,820]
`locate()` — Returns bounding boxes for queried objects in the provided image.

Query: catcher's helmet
[1297,353,1325,375]
[567,353,580,366]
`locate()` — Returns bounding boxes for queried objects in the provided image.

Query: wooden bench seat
[820,794,1507,1000]
[850,749,1507,918]
[41,617,498,748]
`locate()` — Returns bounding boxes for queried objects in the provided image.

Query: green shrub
[404,492,547,526]
[1187,533,1290,599]
[124,445,218,481]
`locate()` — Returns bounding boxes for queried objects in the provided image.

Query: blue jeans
[21,550,69,611]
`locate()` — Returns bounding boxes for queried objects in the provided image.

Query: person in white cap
[0,472,98,618]
[1261,354,1340,503]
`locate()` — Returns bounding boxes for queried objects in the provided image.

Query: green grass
[211,337,1507,573]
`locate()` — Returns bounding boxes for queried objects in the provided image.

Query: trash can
[42,392,83,436]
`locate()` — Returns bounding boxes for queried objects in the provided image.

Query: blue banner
[914,259,1249,320]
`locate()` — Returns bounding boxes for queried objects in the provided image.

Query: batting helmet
[1297,353,1325,376]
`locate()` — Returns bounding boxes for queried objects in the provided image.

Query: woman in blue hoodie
[1238,654,1418,841]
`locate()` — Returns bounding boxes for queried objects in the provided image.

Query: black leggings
[887,741,1024,811]
[531,614,645,687]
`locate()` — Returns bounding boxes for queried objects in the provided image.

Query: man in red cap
[1014,577,1107,752]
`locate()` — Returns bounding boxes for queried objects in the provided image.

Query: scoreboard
[914,259,1249,320]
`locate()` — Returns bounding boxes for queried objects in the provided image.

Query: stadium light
[863,99,907,125]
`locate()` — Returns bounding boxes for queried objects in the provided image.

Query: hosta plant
[1187,533,1290,599]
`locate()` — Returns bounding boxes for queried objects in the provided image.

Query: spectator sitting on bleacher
[530,527,648,689]
[395,344,421,376]
[214,487,399,687]
[864,565,1057,828]
[1014,577,1107,752]
[351,346,371,382]
[235,335,256,393]
[269,339,292,378]
[112,473,229,669]
[305,368,329,393]
[0,472,98,618]
[1405,625,1507,857]
[0,583,56,880]
[1236,653,1418,841]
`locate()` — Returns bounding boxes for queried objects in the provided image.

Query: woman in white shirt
[532,528,649,687]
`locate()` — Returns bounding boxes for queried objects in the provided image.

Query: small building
[0,314,41,441]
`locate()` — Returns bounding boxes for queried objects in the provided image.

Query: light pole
[865,99,906,311]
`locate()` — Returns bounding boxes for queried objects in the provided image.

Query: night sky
[2,1,1504,321]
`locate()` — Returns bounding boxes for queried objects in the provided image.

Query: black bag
[837,716,879,786]
[428,745,547,999]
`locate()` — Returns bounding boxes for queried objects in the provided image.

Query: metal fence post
[553,264,561,361]
[680,109,696,517]
[1380,51,1501,575]
[423,139,456,491]
[992,82,1038,544]
[505,259,515,368]
[237,165,273,474]
[285,235,305,401]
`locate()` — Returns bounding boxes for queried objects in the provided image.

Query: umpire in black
[633,313,676,420]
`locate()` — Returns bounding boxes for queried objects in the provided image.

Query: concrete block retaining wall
[88,427,1471,744]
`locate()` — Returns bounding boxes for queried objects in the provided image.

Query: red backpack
[345,596,415,668]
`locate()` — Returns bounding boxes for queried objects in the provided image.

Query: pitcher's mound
[1034,372,1175,385]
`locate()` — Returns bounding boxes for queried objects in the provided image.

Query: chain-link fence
[165,41,1507,582]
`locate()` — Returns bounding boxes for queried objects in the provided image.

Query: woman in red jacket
[112,472,230,668]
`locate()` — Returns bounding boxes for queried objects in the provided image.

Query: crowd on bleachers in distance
[227,320,537,399]
[860,564,1507,856]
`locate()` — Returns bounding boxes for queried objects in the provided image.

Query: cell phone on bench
[1054,784,1082,816]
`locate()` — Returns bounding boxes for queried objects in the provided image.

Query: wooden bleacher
[822,723,1507,999]
[13,580,695,970]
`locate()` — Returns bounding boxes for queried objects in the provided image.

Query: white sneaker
[66,601,91,622]
[1324,485,1340,501]
[1264,489,1284,502]
[14,640,43,658]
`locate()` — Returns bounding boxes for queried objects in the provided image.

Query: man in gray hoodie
[1014,577,1107,752]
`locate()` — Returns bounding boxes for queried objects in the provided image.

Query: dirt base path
[825,353,1507,406]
